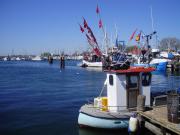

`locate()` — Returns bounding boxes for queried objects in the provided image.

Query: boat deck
[80,104,133,119]
[138,105,180,134]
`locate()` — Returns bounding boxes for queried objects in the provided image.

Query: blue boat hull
[156,62,168,71]
[133,62,167,71]
[78,112,129,129]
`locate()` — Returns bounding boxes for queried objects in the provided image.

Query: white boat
[78,67,155,129]
[3,56,11,61]
[32,56,42,61]
[3,57,8,61]
[81,60,102,67]
[16,57,21,61]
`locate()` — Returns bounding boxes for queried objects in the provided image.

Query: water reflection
[151,71,180,93]
[78,128,128,135]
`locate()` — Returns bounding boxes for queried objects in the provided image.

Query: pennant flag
[86,34,95,46]
[96,5,99,14]
[86,34,91,41]
[99,19,102,28]
[83,18,88,28]
[93,47,102,56]
[79,24,84,33]
[87,26,98,44]
[129,29,137,41]
[135,32,141,41]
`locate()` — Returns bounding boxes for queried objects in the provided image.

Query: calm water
[0,60,180,135]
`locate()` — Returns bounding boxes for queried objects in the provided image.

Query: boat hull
[78,104,131,129]
[82,60,102,67]
[133,62,168,71]
[78,112,129,129]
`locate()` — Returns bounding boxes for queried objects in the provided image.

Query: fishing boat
[81,60,102,67]
[133,49,171,71]
[78,66,155,129]
[80,54,103,67]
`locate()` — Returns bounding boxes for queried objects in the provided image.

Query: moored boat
[78,66,155,129]
[32,55,42,61]
[81,59,102,67]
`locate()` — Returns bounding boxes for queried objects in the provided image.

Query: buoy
[128,113,138,133]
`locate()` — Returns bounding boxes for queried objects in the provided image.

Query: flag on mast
[96,5,99,14]
[79,24,84,33]
[129,29,137,41]
[83,17,88,28]
[135,32,141,41]
[99,19,102,28]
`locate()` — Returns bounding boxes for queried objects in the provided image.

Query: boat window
[127,75,138,89]
[109,75,113,86]
[142,72,152,86]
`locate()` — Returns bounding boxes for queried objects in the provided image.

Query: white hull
[78,104,131,129]
[78,112,129,129]
[82,60,102,67]
[149,58,170,64]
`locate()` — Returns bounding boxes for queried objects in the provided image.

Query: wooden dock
[138,105,180,135]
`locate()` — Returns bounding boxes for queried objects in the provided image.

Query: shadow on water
[78,127,155,135]
[78,128,128,135]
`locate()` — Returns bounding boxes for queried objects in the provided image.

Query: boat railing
[86,103,133,112]
[153,95,167,106]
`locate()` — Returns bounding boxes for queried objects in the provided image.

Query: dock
[138,105,180,135]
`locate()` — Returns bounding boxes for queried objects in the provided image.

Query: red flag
[99,19,102,28]
[96,5,99,14]
[83,18,88,28]
[93,47,102,56]
[79,24,84,33]
[129,29,137,41]
[86,34,96,46]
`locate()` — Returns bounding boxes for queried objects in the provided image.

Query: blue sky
[0,0,180,55]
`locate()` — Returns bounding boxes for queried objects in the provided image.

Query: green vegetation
[41,52,51,57]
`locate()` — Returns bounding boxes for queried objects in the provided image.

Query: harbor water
[0,60,180,135]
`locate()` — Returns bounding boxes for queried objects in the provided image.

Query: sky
[0,0,180,55]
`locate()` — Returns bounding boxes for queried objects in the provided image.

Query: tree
[41,52,51,57]
[159,37,180,51]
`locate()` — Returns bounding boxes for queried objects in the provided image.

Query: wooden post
[167,92,179,124]
[137,95,146,112]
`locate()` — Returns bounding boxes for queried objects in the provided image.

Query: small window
[109,75,113,85]
[142,72,152,86]
[127,75,138,89]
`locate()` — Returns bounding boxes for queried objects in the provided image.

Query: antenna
[150,6,154,31]
[115,23,118,39]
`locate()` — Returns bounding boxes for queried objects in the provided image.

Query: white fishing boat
[79,54,103,68]
[81,60,102,67]
[78,66,155,129]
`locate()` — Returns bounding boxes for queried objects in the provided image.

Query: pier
[138,105,180,135]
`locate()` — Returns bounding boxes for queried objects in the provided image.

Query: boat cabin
[106,67,155,112]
